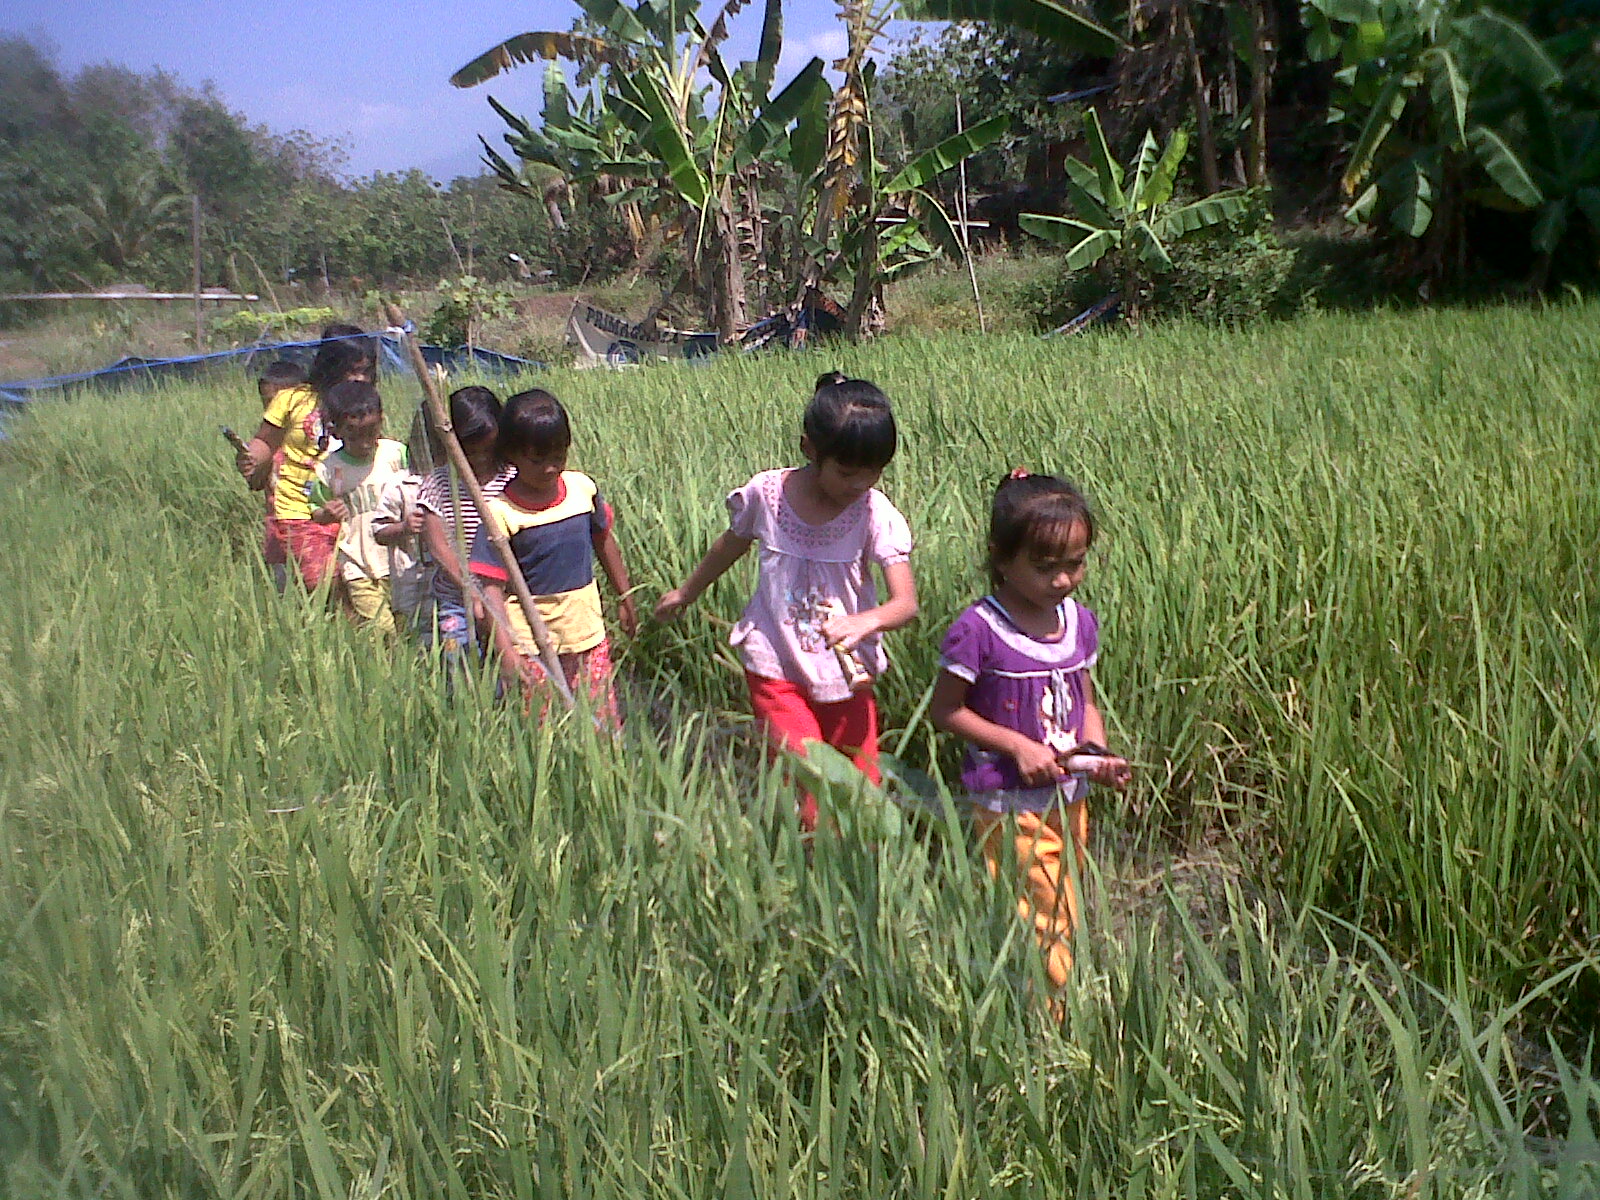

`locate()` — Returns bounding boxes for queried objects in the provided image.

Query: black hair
[497,389,571,458]
[803,372,896,470]
[987,471,1096,588]
[322,380,383,426]
[448,386,502,445]
[260,359,306,388]
[306,323,376,397]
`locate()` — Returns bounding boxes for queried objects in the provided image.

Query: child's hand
[1084,755,1132,790]
[1010,738,1065,787]
[403,508,425,535]
[324,497,350,523]
[822,610,878,652]
[616,595,638,638]
[654,588,691,622]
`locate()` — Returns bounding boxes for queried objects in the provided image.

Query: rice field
[1,302,1597,1197]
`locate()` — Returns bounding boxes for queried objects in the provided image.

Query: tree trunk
[1177,0,1220,196]
[845,214,882,341]
[711,180,748,343]
[1246,0,1274,188]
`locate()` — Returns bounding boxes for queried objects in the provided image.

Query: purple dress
[939,596,1100,811]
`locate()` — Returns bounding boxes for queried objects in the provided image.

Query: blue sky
[3,1,914,181]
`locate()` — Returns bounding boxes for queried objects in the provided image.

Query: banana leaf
[450,32,613,88]
[1342,73,1413,193]
[882,114,1009,194]
[1456,11,1562,92]
[1130,222,1172,273]
[1469,127,1542,208]
[1160,191,1249,237]
[736,58,827,170]
[1083,109,1125,212]
[1128,130,1162,208]
[1138,129,1188,213]
[1421,47,1468,148]
[1019,213,1117,271]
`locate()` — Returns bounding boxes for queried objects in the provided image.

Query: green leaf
[1422,48,1468,148]
[450,32,613,88]
[752,0,783,92]
[911,189,966,261]
[615,71,710,208]
[1532,198,1568,254]
[1128,130,1161,209]
[1342,74,1411,193]
[1063,157,1105,205]
[1138,129,1188,211]
[1457,12,1562,91]
[1390,158,1435,236]
[1129,221,1172,272]
[897,0,1123,57]
[883,113,1009,193]
[1345,20,1388,66]
[1083,108,1125,212]
[1160,190,1248,236]
[1019,213,1118,270]
[1346,181,1379,223]
[789,82,829,181]
[737,57,826,169]
[1469,127,1543,208]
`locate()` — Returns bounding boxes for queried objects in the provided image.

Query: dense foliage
[0,38,603,304]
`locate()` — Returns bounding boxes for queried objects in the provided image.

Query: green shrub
[210,305,339,343]
[1150,193,1299,325]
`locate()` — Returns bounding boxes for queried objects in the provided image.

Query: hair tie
[1008,466,1030,480]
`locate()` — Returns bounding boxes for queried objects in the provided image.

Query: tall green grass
[2,302,1598,1197]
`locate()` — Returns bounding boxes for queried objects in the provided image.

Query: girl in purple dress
[930,470,1130,1001]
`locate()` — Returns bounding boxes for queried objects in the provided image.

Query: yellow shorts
[345,576,395,635]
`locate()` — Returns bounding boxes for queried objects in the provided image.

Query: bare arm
[423,512,465,589]
[930,671,1063,786]
[822,559,918,651]
[593,526,637,637]
[480,581,528,683]
[930,670,1130,790]
[238,419,284,489]
[654,529,754,621]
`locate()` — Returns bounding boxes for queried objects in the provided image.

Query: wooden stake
[385,303,574,707]
[191,196,203,348]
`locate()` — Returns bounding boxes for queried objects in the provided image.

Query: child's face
[258,380,282,406]
[812,456,882,509]
[344,361,375,384]
[995,519,1091,611]
[333,410,383,459]
[462,433,499,482]
[507,445,567,495]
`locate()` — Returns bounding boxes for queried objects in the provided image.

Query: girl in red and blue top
[469,389,636,723]
[930,470,1131,1003]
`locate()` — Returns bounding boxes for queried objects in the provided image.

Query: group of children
[237,331,1131,1002]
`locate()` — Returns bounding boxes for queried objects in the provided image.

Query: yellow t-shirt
[262,384,325,522]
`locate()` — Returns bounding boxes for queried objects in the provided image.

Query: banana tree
[1019,109,1247,324]
[455,0,828,341]
[1304,0,1560,281]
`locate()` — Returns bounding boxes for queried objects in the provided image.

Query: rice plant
[1,302,1597,1197]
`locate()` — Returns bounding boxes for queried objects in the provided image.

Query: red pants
[746,672,879,832]
[274,518,338,592]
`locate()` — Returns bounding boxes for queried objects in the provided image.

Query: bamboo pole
[385,303,574,707]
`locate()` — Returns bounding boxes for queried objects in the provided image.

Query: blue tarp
[0,332,543,419]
